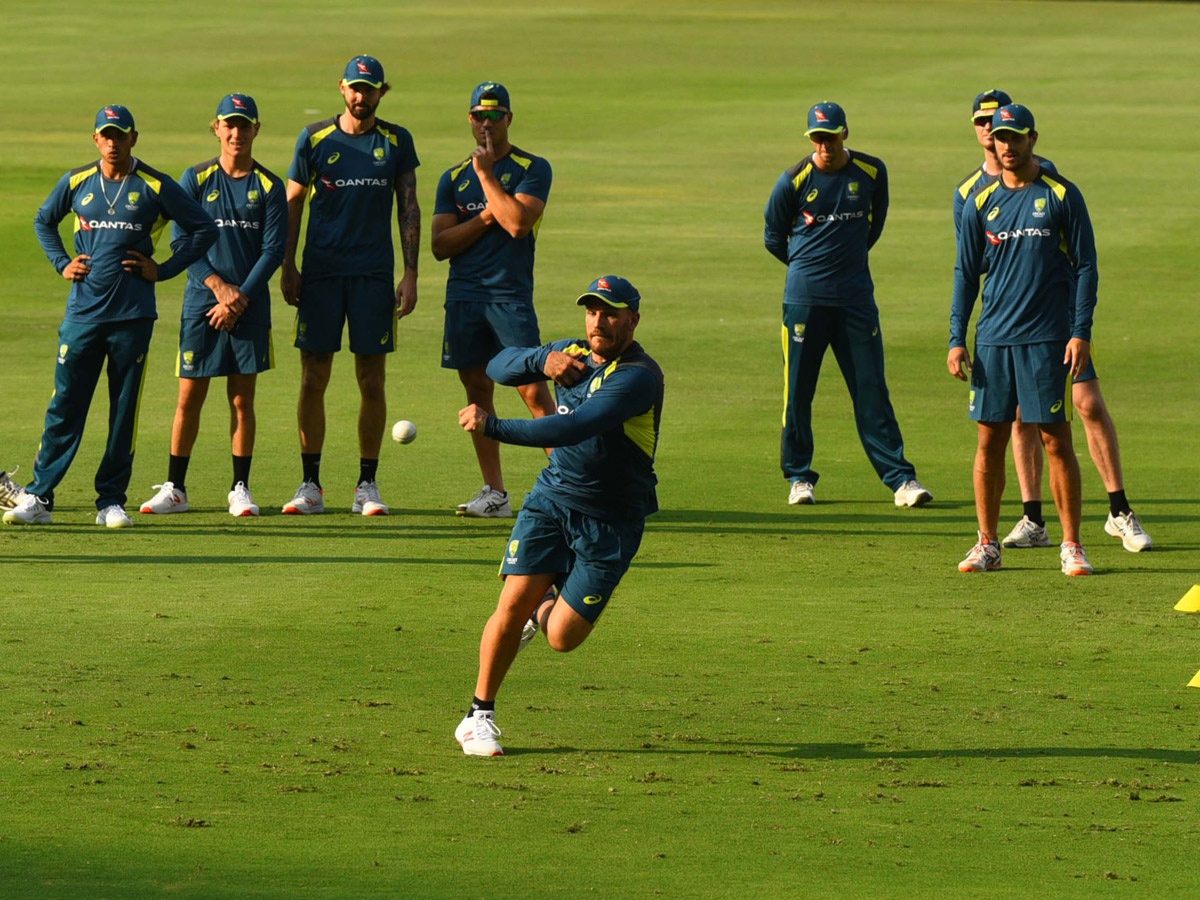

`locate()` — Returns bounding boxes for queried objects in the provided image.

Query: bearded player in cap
[6,105,216,527]
[433,81,556,519]
[453,276,663,756]
[764,102,931,509]
[950,104,1098,576]
[139,94,286,518]
[955,90,1150,554]
[280,55,420,516]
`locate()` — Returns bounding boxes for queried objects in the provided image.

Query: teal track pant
[28,318,154,509]
[780,303,915,490]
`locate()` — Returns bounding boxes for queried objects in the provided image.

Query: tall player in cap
[6,106,216,527]
[453,276,663,756]
[949,104,1097,576]
[280,55,420,516]
[432,81,556,518]
[954,90,1150,554]
[139,93,287,518]
[763,102,931,509]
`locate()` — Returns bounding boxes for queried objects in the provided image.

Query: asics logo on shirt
[985,227,1052,245]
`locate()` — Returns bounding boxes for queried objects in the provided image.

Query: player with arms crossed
[139,94,286,517]
[764,102,931,509]
[280,55,420,516]
[950,104,1096,576]
[6,105,216,527]
[954,90,1149,553]
[454,276,663,756]
[432,82,556,518]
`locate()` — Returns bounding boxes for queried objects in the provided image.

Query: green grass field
[2,1,1199,896]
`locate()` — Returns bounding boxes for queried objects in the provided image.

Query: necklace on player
[99,157,137,215]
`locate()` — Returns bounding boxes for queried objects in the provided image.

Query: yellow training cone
[1175,586,1200,612]
[1189,669,1200,689]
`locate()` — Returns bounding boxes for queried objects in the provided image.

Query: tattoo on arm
[397,170,420,272]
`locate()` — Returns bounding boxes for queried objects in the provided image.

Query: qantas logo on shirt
[803,210,864,226]
[986,227,1052,245]
[321,176,389,190]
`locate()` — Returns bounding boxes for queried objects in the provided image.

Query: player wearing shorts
[6,105,216,527]
[453,276,663,756]
[432,82,556,518]
[280,55,420,516]
[139,94,286,518]
[949,104,1097,576]
[764,102,931,509]
[954,90,1150,552]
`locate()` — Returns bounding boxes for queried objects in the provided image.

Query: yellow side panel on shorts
[623,408,657,459]
[69,166,98,190]
[1041,174,1068,201]
[308,124,338,149]
[781,323,790,427]
[852,158,878,181]
[195,163,221,187]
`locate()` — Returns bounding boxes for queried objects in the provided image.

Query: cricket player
[764,102,931,508]
[139,93,286,518]
[454,276,663,756]
[280,55,420,516]
[954,90,1150,553]
[949,104,1096,576]
[5,105,216,527]
[432,81,556,518]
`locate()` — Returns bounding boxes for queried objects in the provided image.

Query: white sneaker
[894,479,933,508]
[282,481,325,515]
[96,505,133,528]
[1060,542,1094,576]
[1002,515,1052,548]
[3,492,51,525]
[139,482,188,514]
[958,533,1002,572]
[456,484,512,518]
[788,480,815,505]
[0,467,26,510]
[227,482,259,517]
[455,711,504,757]
[1105,510,1151,552]
[351,480,389,516]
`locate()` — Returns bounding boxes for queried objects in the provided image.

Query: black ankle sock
[1108,490,1130,517]
[1023,500,1044,527]
[232,455,252,490]
[168,455,190,492]
[359,457,378,487]
[469,697,495,717]
[301,453,322,489]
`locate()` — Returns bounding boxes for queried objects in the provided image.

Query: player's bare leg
[1073,379,1122,491]
[973,422,1011,542]
[171,377,211,457]
[297,351,333,453]
[354,353,387,458]
[227,373,257,456]
[517,380,557,456]
[459,365,504,493]
[475,573,558,701]
[1040,423,1082,544]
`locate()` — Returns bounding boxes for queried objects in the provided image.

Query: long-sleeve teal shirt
[484,339,664,520]
[34,159,217,322]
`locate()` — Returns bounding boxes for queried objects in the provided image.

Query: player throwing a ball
[454,276,664,756]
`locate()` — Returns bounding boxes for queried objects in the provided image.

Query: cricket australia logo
[506,540,519,565]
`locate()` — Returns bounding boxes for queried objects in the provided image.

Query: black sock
[359,457,378,487]
[168,455,190,492]
[301,453,322,489]
[1023,500,1044,526]
[1108,490,1130,517]
[232,455,252,490]
[469,697,495,717]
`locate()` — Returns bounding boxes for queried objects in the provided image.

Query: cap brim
[577,292,631,308]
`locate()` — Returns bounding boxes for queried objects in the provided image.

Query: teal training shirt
[287,117,419,282]
[951,166,1098,348]
[484,339,663,520]
[763,150,888,306]
[34,159,216,322]
[434,147,552,304]
[177,159,287,327]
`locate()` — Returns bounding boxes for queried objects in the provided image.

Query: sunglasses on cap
[470,109,508,122]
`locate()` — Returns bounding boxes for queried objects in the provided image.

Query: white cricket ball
[392,420,417,444]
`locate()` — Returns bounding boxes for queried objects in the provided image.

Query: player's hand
[471,130,497,175]
[396,269,418,318]
[1064,338,1090,381]
[207,303,238,332]
[459,403,489,434]
[544,350,589,386]
[62,255,91,281]
[122,250,158,281]
[947,346,972,381]
[281,262,302,307]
